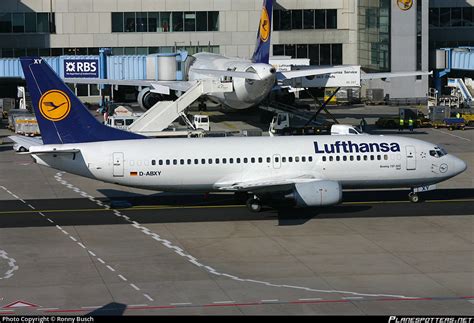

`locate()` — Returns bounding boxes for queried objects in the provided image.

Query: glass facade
[273,43,343,66]
[0,12,55,33]
[273,9,337,30]
[112,11,219,32]
[0,46,220,58]
[358,0,391,72]
[429,7,474,28]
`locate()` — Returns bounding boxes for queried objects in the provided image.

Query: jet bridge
[128,79,233,136]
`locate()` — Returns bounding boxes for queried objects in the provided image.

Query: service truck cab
[193,115,210,131]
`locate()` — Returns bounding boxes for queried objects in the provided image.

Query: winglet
[20,57,146,145]
[251,0,273,64]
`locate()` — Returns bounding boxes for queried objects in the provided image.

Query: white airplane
[66,0,430,111]
[19,56,467,212]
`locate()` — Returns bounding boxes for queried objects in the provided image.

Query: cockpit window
[430,147,448,158]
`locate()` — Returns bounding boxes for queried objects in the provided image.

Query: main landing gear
[246,196,262,213]
[408,191,420,203]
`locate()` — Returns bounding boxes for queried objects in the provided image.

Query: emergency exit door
[406,146,416,170]
[113,152,124,177]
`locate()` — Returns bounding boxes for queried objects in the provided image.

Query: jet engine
[287,181,342,207]
[137,87,163,110]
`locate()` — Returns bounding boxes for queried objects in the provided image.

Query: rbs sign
[63,59,99,78]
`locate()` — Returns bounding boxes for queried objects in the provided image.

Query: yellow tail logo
[39,90,71,121]
[259,7,270,42]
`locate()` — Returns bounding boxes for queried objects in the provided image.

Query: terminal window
[112,11,219,33]
[274,9,337,30]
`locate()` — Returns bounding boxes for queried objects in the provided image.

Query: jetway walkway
[128,80,233,135]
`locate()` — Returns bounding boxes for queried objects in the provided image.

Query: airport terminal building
[0,0,434,100]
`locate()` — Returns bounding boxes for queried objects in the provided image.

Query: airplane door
[406,146,416,170]
[273,154,281,169]
[113,152,124,177]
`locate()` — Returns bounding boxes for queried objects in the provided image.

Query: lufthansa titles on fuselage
[314,141,401,154]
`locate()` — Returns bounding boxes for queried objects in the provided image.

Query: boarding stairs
[447,78,474,108]
[128,80,232,135]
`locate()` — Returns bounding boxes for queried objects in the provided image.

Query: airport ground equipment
[127,80,232,136]
[447,78,474,108]
[12,115,40,136]
[432,118,466,131]
[7,109,31,130]
[375,108,429,129]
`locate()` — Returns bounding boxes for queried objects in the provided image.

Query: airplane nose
[454,158,467,175]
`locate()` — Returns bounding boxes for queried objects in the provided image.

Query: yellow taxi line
[0,199,473,215]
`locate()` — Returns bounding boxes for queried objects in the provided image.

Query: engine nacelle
[289,181,342,207]
[137,87,163,110]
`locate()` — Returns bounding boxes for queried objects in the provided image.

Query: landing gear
[246,196,262,213]
[408,192,420,203]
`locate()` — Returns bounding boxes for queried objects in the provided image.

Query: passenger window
[137,160,142,166]
[329,156,334,161]
[282,157,287,163]
[180,159,185,165]
[336,156,340,161]
[229,158,234,164]
[322,156,327,162]
[384,155,388,160]
[223,158,227,164]
[350,156,354,161]
[363,156,368,161]
[166,159,170,165]
[237,158,241,163]
[251,157,255,163]
[343,156,347,161]
[267,157,271,163]
[275,157,279,163]
[288,157,293,162]
[151,160,156,166]
[187,159,192,165]
[302,156,306,162]
[208,158,213,164]
[194,159,199,165]
[244,158,248,163]
[159,160,163,165]
[173,160,177,165]
[357,156,361,161]
[377,155,381,161]
[215,159,220,164]
[258,157,263,163]
[370,155,374,161]
[201,159,206,164]
[295,156,300,162]
[309,156,313,162]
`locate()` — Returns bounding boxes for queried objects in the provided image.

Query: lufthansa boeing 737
[19,57,466,212]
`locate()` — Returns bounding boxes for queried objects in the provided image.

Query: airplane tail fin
[251,0,273,64]
[20,57,145,145]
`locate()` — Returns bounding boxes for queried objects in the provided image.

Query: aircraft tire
[246,197,262,213]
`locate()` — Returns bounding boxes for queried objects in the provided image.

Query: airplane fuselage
[30,135,466,194]
[188,53,276,109]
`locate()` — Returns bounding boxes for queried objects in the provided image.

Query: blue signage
[63,59,99,78]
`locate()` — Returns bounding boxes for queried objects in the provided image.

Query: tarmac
[0,105,473,315]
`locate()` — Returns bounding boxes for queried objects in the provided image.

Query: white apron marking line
[54,172,414,299]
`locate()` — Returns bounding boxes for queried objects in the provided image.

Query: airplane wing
[215,175,320,193]
[276,66,351,81]
[190,68,262,80]
[361,71,433,80]
[63,78,197,95]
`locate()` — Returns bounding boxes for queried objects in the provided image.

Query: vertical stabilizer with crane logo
[20,57,145,145]
[251,0,273,64]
